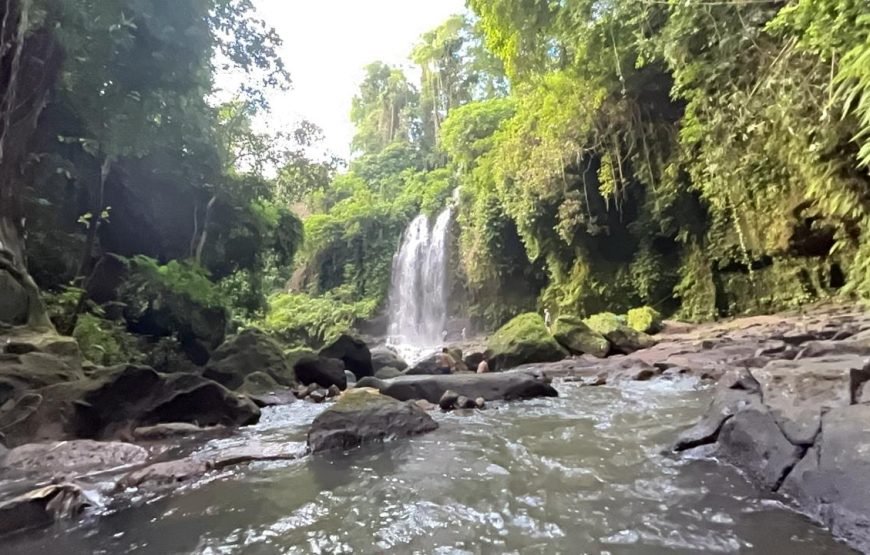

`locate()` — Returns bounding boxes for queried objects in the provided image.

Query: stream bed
[1,378,854,554]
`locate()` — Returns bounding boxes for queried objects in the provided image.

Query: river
[1,377,853,554]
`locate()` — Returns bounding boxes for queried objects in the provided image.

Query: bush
[260,292,376,349]
[73,313,140,366]
[627,306,663,334]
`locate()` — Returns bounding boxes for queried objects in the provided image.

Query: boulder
[439,390,459,410]
[204,329,296,390]
[626,306,663,334]
[1,439,148,475]
[0,364,260,446]
[319,334,374,379]
[585,312,656,354]
[85,253,130,305]
[406,353,449,375]
[370,346,408,372]
[485,313,567,370]
[307,388,438,453]
[238,371,297,407]
[293,356,347,390]
[551,315,610,358]
[780,405,870,553]
[751,356,863,444]
[356,371,559,405]
[132,422,225,441]
[0,483,95,537]
[715,408,803,490]
[374,366,404,379]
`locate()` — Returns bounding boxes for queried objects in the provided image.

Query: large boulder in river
[485,313,567,370]
[319,334,374,379]
[204,329,296,390]
[307,388,437,453]
[356,371,558,404]
[1,439,148,475]
[370,346,408,372]
[551,315,610,358]
[293,356,347,390]
[627,306,663,334]
[585,312,656,354]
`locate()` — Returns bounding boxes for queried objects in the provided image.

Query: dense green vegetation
[1,0,869,361]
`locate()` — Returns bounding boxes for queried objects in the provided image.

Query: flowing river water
[2,377,854,554]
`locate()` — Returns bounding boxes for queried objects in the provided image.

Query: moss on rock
[627,306,663,334]
[585,312,656,354]
[551,315,610,357]
[486,313,567,370]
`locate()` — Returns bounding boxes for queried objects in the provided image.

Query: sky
[250,0,467,159]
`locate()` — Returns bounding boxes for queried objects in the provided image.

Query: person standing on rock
[436,348,456,374]
[477,359,490,374]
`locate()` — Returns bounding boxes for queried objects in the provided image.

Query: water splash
[388,205,453,348]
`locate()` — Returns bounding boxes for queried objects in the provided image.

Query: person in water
[435,347,456,374]
[476,359,490,373]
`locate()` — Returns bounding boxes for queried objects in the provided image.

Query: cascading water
[388,205,453,348]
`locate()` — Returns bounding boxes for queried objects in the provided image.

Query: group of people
[435,347,489,375]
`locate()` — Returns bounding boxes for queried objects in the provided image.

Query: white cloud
[245,0,467,159]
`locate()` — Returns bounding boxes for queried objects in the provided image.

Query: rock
[132,422,225,441]
[307,389,438,453]
[0,364,260,446]
[780,405,870,553]
[632,368,659,381]
[475,397,486,409]
[308,389,327,403]
[463,351,485,370]
[0,483,95,537]
[357,371,559,405]
[585,312,656,354]
[327,384,341,398]
[457,396,476,409]
[2,440,148,474]
[370,346,408,372]
[751,356,863,444]
[375,366,404,379]
[486,313,568,370]
[439,390,459,410]
[293,356,347,390]
[551,315,610,358]
[406,353,449,375]
[715,408,803,490]
[344,370,357,387]
[674,388,763,452]
[239,371,297,407]
[85,253,130,305]
[626,306,663,334]
[204,329,296,390]
[319,334,374,379]
[415,399,437,411]
[0,269,30,325]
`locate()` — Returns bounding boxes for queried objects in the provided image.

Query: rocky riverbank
[3,305,870,551]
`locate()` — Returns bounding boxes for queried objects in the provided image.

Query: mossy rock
[486,313,567,370]
[627,306,663,335]
[585,312,655,354]
[551,315,610,358]
[204,329,296,390]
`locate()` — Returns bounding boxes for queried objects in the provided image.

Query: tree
[350,62,419,155]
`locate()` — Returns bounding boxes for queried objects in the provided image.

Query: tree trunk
[75,155,112,281]
[194,194,217,264]
[0,0,61,330]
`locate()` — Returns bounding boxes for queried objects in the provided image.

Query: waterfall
[388,205,453,347]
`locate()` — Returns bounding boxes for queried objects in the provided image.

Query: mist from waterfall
[388,205,453,347]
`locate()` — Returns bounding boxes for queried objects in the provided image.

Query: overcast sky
[248,0,467,159]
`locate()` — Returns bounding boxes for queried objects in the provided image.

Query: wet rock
[486,313,568,370]
[406,353,449,375]
[204,330,296,390]
[132,422,225,441]
[307,389,438,453]
[716,408,803,490]
[674,389,762,452]
[585,312,656,354]
[439,390,459,410]
[374,366,404,379]
[370,346,408,373]
[780,405,870,553]
[327,384,341,398]
[319,334,374,379]
[751,356,862,444]
[632,368,659,381]
[293,356,347,390]
[415,399,437,411]
[795,339,870,359]
[308,389,327,403]
[1,365,260,446]
[456,395,472,409]
[118,458,209,489]
[239,371,297,407]
[551,315,610,358]
[357,371,558,405]
[463,351,485,370]
[475,397,486,409]
[344,370,357,387]
[2,440,148,474]
[0,483,95,537]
